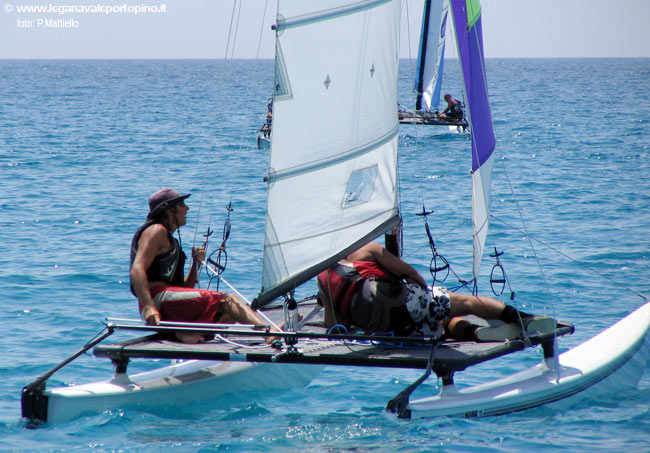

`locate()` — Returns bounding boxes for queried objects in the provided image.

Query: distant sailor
[437,93,464,122]
[130,188,276,343]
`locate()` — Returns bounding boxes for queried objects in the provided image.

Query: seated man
[316,241,554,341]
[437,94,464,122]
[130,188,276,343]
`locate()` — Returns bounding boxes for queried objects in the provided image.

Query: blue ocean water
[1,58,649,451]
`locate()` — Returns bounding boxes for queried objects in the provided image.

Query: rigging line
[255,0,271,59]
[225,0,271,208]
[469,15,559,365]
[191,179,210,251]
[469,1,559,343]
[401,217,470,259]
[491,147,559,327]
[401,220,474,288]
[190,0,241,250]
[325,270,341,331]
[224,0,239,60]
[208,1,253,243]
[229,0,244,60]
[403,0,415,94]
[395,0,412,216]
[202,260,281,331]
[214,334,272,349]
[221,0,243,208]
[491,214,650,303]
[405,0,422,107]
[403,0,433,236]
[454,16,556,353]
[195,0,271,253]
[202,0,271,292]
[190,2,237,249]
[463,14,560,329]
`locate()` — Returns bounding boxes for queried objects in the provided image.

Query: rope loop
[206,203,233,290]
[417,207,451,284]
[489,247,515,300]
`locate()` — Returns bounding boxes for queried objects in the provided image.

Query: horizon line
[2,56,648,61]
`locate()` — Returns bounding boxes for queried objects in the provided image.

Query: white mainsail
[415,0,449,111]
[254,0,401,308]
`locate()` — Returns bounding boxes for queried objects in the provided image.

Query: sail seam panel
[267,125,398,184]
[265,206,397,249]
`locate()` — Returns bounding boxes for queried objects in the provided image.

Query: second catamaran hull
[399,117,469,135]
[44,360,323,424]
[406,302,650,419]
[257,134,271,150]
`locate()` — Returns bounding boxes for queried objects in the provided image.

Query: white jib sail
[417,0,449,111]
[471,154,493,282]
[258,0,401,306]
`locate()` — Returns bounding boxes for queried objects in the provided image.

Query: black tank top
[129,220,186,296]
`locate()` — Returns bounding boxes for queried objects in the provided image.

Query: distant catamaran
[398,0,468,132]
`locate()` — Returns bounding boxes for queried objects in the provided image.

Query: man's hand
[405,275,427,289]
[141,305,161,325]
[192,246,206,265]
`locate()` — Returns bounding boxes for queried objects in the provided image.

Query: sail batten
[264,208,400,249]
[256,0,401,309]
[449,0,495,283]
[278,0,393,30]
[267,126,399,184]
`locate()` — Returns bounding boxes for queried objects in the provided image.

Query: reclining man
[317,241,554,341]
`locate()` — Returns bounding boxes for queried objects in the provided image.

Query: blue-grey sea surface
[1,58,649,451]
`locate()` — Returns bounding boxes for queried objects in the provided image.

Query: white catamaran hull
[256,134,270,150]
[407,302,650,418]
[45,360,323,423]
[448,124,468,134]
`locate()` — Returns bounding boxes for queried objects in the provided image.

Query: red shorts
[144,286,226,323]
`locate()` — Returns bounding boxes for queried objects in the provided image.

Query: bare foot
[265,313,303,344]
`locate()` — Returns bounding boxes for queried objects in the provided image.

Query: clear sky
[1,0,649,59]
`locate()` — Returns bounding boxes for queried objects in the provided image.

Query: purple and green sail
[450,0,495,284]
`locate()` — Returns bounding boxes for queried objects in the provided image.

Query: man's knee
[221,293,246,312]
[450,292,470,307]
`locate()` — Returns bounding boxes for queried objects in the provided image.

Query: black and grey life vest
[129,220,186,296]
